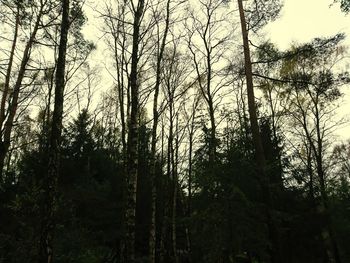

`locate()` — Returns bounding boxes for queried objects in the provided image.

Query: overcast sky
[84,0,350,140]
[264,0,350,139]
[264,0,350,48]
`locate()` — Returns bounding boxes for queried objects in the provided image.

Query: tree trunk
[185,95,199,263]
[0,4,43,177]
[237,1,281,262]
[208,96,216,166]
[306,142,315,201]
[38,0,70,262]
[149,2,171,262]
[124,1,145,262]
[206,52,216,166]
[267,89,284,190]
[172,114,179,263]
[0,4,19,129]
[186,127,193,263]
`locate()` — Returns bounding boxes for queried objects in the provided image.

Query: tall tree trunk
[185,95,199,263]
[171,114,179,263]
[0,3,43,177]
[159,117,167,263]
[206,52,216,166]
[0,4,19,129]
[111,1,127,160]
[124,1,145,262]
[208,96,216,166]
[186,125,194,263]
[159,118,170,263]
[166,87,178,263]
[149,1,171,262]
[266,88,284,190]
[237,1,281,262]
[38,0,70,262]
[306,142,315,201]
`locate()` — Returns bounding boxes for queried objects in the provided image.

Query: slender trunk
[0,148,7,181]
[208,97,216,165]
[149,2,171,262]
[306,144,315,201]
[188,129,193,217]
[112,6,128,260]
[0,4,43,177]
[203,9,216,166]
[116,44,127,159]
[267,89,284,190]
[172,115,179,263]
[159,116,173,263]
[158,118,166,263]
[206,56,216,166]
[124,1,145,262]
[0,4,19,128]
[167,90,178,263]
[237,1,281,262]
[38,1,70,262]
[112,3,127,160]
[159,205,168,263]
[185,97,198,263]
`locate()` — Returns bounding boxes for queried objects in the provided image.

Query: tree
[0,0,58,179]
[236,0,282,262]
[39,0,70,262]
[149,1,171,262]
[124,1,145,262]
[186,0,232,167]
[279,35,349,263]
[334,0,350,13]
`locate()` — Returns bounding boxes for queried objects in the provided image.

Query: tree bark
[149,1,171,262]
[172,114,179,263]
[38,0,70,262]
[124,1,145,262]
[237,1,281,262]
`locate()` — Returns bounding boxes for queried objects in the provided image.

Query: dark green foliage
[190,124,266,262]
[0,110,123,263]
[245,0,283,32]
[335,0,350,13]
[1,108,350,263]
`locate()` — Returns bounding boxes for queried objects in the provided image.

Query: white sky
[264,0,350,49]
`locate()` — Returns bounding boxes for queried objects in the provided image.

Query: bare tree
[280,36,348,263]
[0,0,58,178]
[186,0,232,166]
[149,1,171,262]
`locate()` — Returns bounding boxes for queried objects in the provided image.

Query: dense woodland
[1,0,350,262]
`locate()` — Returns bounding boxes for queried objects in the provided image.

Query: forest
[1,0,350,262]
